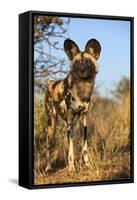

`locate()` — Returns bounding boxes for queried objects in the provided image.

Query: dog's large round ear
[85,39,101,60]
[64,39,80,60]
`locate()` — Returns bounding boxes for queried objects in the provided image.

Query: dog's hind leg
[45,112,56,172]
[45,93,56,172]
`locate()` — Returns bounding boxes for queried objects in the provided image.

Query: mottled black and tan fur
[45,39,101,172]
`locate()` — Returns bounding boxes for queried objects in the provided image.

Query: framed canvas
[19,11,134,189]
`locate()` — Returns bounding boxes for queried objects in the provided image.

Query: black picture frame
[19,10,134,189]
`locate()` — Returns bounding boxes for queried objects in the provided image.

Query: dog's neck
[68,72,95,86]
[67,73,95,102]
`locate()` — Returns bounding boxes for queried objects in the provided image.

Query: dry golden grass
[34,82,131,185]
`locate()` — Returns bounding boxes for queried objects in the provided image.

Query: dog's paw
[45,165,52,173]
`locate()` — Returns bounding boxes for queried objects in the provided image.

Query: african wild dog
[45,38,101,172]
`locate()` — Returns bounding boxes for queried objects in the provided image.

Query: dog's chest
[53,76,94,119]
[69,93,89,113]
[57,96,89,121]
[58,86,90,116]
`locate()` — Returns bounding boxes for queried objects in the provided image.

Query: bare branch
[34,69,69,78]
[34,16,70,89]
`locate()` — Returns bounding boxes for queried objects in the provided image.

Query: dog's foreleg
[82,117,90,167]
[46,143,52,172]
[67,124,75,171]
